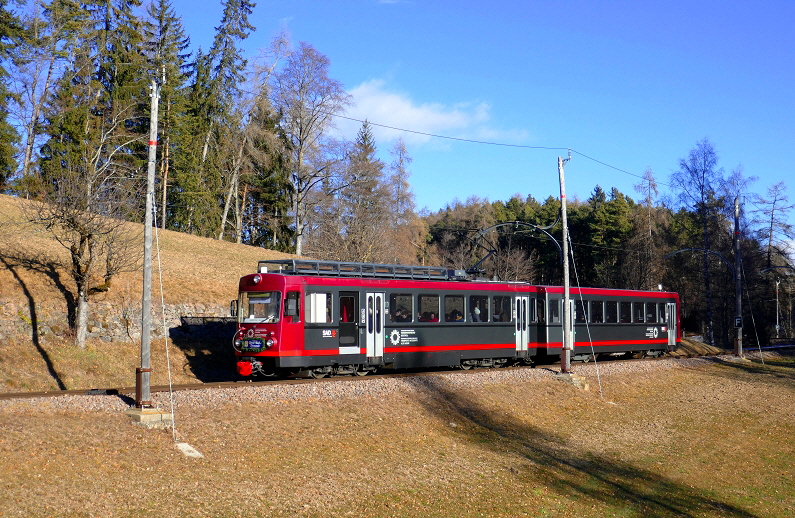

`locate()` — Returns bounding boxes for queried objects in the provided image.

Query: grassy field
[1,353,793,517]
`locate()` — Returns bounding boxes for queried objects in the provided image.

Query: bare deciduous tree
[271,42,351,256]
[753,181,795,268]
[24,176,142,347]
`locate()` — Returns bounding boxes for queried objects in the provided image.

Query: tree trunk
[218,136,246,240]
[294,209,304,256]
[21,54,57,183]
[236,181,246,244]
[702,212,715,347]
[75,289,88,349]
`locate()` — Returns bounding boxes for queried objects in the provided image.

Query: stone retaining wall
[0,298,231,344]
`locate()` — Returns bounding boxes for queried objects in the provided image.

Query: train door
[515,295,530,356]
[666,302,677,347]
[546,297,563,351]
[365,292,385,362]
[339,292,359,354]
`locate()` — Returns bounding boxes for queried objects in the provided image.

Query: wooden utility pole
[734,197,743,357]
[136,78,160,408]
[558,152,573,373]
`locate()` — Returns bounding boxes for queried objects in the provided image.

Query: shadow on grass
[691,352,795,387]
[0,257,67,391]
[414,376,756,517]
[169,317,240,382]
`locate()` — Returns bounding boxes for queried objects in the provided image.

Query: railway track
[0,351,739,402]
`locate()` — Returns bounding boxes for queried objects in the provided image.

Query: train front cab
[537,287,681,360]
[234,275,392,377]
[233,273,310,376]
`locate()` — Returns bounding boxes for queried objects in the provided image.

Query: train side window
[658,303,668,323]
[605,301,618,323]
[634,302,645,323]
[469,295,488,322]
[590,300,604,323]
[549,298,561,324]
[529,297,537,322]
[445,295,465,322]
[536,298,545,323]
[620,301,632,323]
[492,296,511,322]
[284,291,300,320]
[646,303,657,323]
[306,292,332,323]
[390,294,413,323]
[418,294,440,322]
[575,300,588,323]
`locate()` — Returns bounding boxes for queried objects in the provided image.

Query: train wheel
[309,368,328,379]
[354,365,370,376]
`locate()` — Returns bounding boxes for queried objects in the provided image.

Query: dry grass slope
[0,194,292,303]
[0,194,293,391]
[1,354,794,516]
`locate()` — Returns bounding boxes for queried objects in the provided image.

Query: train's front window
[240,291,281,323]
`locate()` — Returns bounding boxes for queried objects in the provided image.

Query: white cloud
[338,79,529,148]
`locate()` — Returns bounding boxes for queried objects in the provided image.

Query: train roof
[258,259,472,282]
[253,260,678,297]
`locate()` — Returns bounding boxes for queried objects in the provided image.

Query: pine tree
[169,48,222,236]
[142,0,191,229]
[0,0,22,189]
[241,87,293,250]
[207,0,254,113]
[9,1,93,196]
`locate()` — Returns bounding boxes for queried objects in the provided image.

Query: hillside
[0,194,722,392]
[0,194,293,391]
[0,194,292,304]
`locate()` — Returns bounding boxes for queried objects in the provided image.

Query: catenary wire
[328,111,674,188]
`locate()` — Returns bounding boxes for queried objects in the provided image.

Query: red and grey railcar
[232,260,681,378]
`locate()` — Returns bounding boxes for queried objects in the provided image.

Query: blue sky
[173,0,794,223]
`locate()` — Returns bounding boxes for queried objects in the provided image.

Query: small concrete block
[556,372,590,391]
[176,442,204,458]
[125,407,174,429]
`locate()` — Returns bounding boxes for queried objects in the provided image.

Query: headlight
[266,338,276,348]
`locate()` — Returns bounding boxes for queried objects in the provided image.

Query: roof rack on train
[257,259,469,281]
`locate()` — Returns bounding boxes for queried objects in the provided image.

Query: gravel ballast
[0,355,730,414]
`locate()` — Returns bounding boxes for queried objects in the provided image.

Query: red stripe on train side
[243,348,357,357]
[544,339,669,350]
[385,343,517,353]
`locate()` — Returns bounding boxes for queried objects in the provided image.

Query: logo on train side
[322,329,337,338]
[645,327,659,338]
[390,330,401,345]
